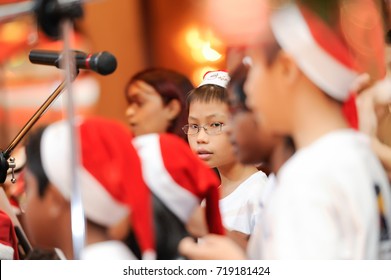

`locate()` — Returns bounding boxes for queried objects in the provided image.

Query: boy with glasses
[183,70,268,249]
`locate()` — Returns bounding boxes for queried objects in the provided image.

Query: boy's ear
[165,99,182,121]
[107,214,132,240]
[276,51,301,85]
[45,184,69,219]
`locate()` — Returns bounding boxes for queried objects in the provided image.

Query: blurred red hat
[0,210,19,260]
[131,133,224,259]
[40,117,143,228]
[270,2,381,129]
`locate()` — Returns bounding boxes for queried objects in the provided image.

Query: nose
[125,104,136,118]
[196,126,209,144]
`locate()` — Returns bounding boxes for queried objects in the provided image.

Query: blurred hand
[179,234,246,260]
[353,74,391,136]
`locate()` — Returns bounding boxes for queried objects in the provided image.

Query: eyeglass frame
[182,122,226,136]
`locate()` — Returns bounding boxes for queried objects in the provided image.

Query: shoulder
[235,171,268,197]
[223,171,269,206]
[276,130,389,204]
[280,130,380,181]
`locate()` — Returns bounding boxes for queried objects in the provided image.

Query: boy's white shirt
[249,130,391,259]
[219,170,268,235]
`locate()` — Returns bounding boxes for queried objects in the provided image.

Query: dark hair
[125,68,194,140]
[24,126,49,198]
[25,248,62,260]
[227,62,250,114]
[263,34,282,66]
[186,84,228,108]
[125,194,188,260]
[283,136,296,153]
[381,0,391,43]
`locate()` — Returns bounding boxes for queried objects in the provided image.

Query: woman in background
[125,68,194,141]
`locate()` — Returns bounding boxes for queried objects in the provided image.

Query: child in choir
[184,70,268,249]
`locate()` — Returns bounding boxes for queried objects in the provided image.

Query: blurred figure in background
[354,75,391,181]
[128,133,224,260]
[226,57,294,175]
[124,68,194,141]
[351,0,391,182]
[180,0,391,260]
[23,117,139,259]
[242,1,391,259]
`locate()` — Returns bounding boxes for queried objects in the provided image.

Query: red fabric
[342,92,359,130]
[0,0,25,3]
[122,144,155,257]
[299,2,386,82]
[299,5,359,72]
[129,133,224,259]
[0,210,19,260]
[339,0,386,80]
[159,134,224,235]
[77,122,224,257]
[78,117,155,255]
[79,117,134,201]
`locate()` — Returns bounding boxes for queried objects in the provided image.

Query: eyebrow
[188,113,226,121]
[188,116,199,121]
[126,93,141,102]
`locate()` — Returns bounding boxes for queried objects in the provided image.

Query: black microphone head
[89,51,117,75]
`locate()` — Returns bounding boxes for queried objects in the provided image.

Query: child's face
[229,110,275,165]
[187,100,236,168]
[243,46,287,134]
[125,80,173,136]
[23,168,65,250]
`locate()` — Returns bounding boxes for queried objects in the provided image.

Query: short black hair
[124,194,189,260]
[186,84,228,110]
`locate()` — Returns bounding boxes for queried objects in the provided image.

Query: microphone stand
[60,18,86,261]
[0,0,86,260]
[0,78,72,184]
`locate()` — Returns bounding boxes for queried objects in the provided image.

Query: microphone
[29,49,118,75]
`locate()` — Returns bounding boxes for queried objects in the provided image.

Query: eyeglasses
[182,122,225,135]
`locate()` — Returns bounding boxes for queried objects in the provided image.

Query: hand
[186,206,208,238]
[179,234,246,260]
[353,74,391,136]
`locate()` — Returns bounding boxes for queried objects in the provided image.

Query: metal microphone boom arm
[0,73,78,184]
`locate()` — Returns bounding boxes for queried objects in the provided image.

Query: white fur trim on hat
[132,134,199,223]
[142,250,157,260]
[0,242,14,260]
[270,4,359,101]
[40,120,129,227]
[198,71,231,88]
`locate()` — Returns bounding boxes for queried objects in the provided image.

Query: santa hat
[40,117,145,228]
[198,70,230,88]
[131,133,224,259]
[0,210,19,260]
[270,3,361,128]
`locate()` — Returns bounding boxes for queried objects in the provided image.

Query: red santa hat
[0,210,19,260]
[270,3,361,128]
[40,117,144,228]
[131,133,224,259]
[198,70,231,89]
